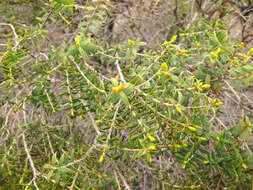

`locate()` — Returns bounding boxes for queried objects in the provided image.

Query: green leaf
[43,164,52,169]
[119,91,129,105]
[67,45,79,56]
[0,117,4,129]
[146,152,152,163]
[78,47,89,62]
[239,127,252,140]
[107,93,120,104]
[177,91,183,104]
[52,153,58,165]
[59,154,66,165]
[122,82,134,95]
[175,105,182,114]
[58,167,73,174]
[47,170,54,181]
[216,30,228,45]
[246,156,253,169]
[240,63,253,73]
[131,150,146,161]
[111,78,119,86]
[55,171,61,183]
[130,75,143,85]
[80,39,101,54]
[205,74,211,84]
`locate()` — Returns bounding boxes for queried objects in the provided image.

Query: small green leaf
[122,82,134,95]
[52,153,58,165]
[168,35,177,45]
[67,45,79,56]
[119,91,129,105]
[130,75,143,85]
[111,77,119,86]
[47,170,54,181]
[58,167,73,174]
[205,74,211,84]
[78,47,89,62]
[107,93,120,104]
[177,91,183,104]
[55,171,61,183]
[146,153,152,163]
[0,117,4,129]
[43,164,52,169]
[59,154,66,165]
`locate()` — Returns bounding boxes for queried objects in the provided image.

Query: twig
[136,69,161,88]
[61,145,95,168]
[43,87,56,113]
[102,101,120,155]
[115,53,126,83]
[70,166,81,190]
[41,10,53,28]
[114,170,122,190]
[22,103,40,189]
[215,169,224,190]
[22,133,40,190]
[71,58,105,93]
[80,99,101,136]
[0,23,19,50]
[46,132,55,155]
[224,80,241,102]
[82,60,110,81]
[88,112,101,136]
[216,117,228,130]
[117,170,131,190]
[84,0,102,37]
[65,70,75,117]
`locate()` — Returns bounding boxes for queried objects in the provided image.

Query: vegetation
[0,0,252,189]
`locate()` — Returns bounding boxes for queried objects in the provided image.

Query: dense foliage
[0,0,252,189]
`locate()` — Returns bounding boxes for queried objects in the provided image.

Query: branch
[215,169,224,190]
[22,133,40,190]
[0,23,19,50]
[22,103,40,189]
[115,53,126,83]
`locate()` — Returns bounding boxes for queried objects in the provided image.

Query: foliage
[0,0,252,189]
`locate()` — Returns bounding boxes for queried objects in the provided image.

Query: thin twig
[117,170,131,190]
[136,69,161,88]
[61,145,95,168]
[84,0,102,37]
[22,133,40,189]
[0,23,19,49]
[114,170,122,190]
[80,99,101,136]
[215,169,224,190]
[224,80,241,102]
[70,166,81,190]
[22,103,40,189]
[115,53,126,83]
[71,58,105,93]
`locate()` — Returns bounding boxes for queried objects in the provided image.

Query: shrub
[0,0,252,189]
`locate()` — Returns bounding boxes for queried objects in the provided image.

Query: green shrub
[0,0,252,189]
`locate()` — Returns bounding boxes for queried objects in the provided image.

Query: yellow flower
[112,87,120,93]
